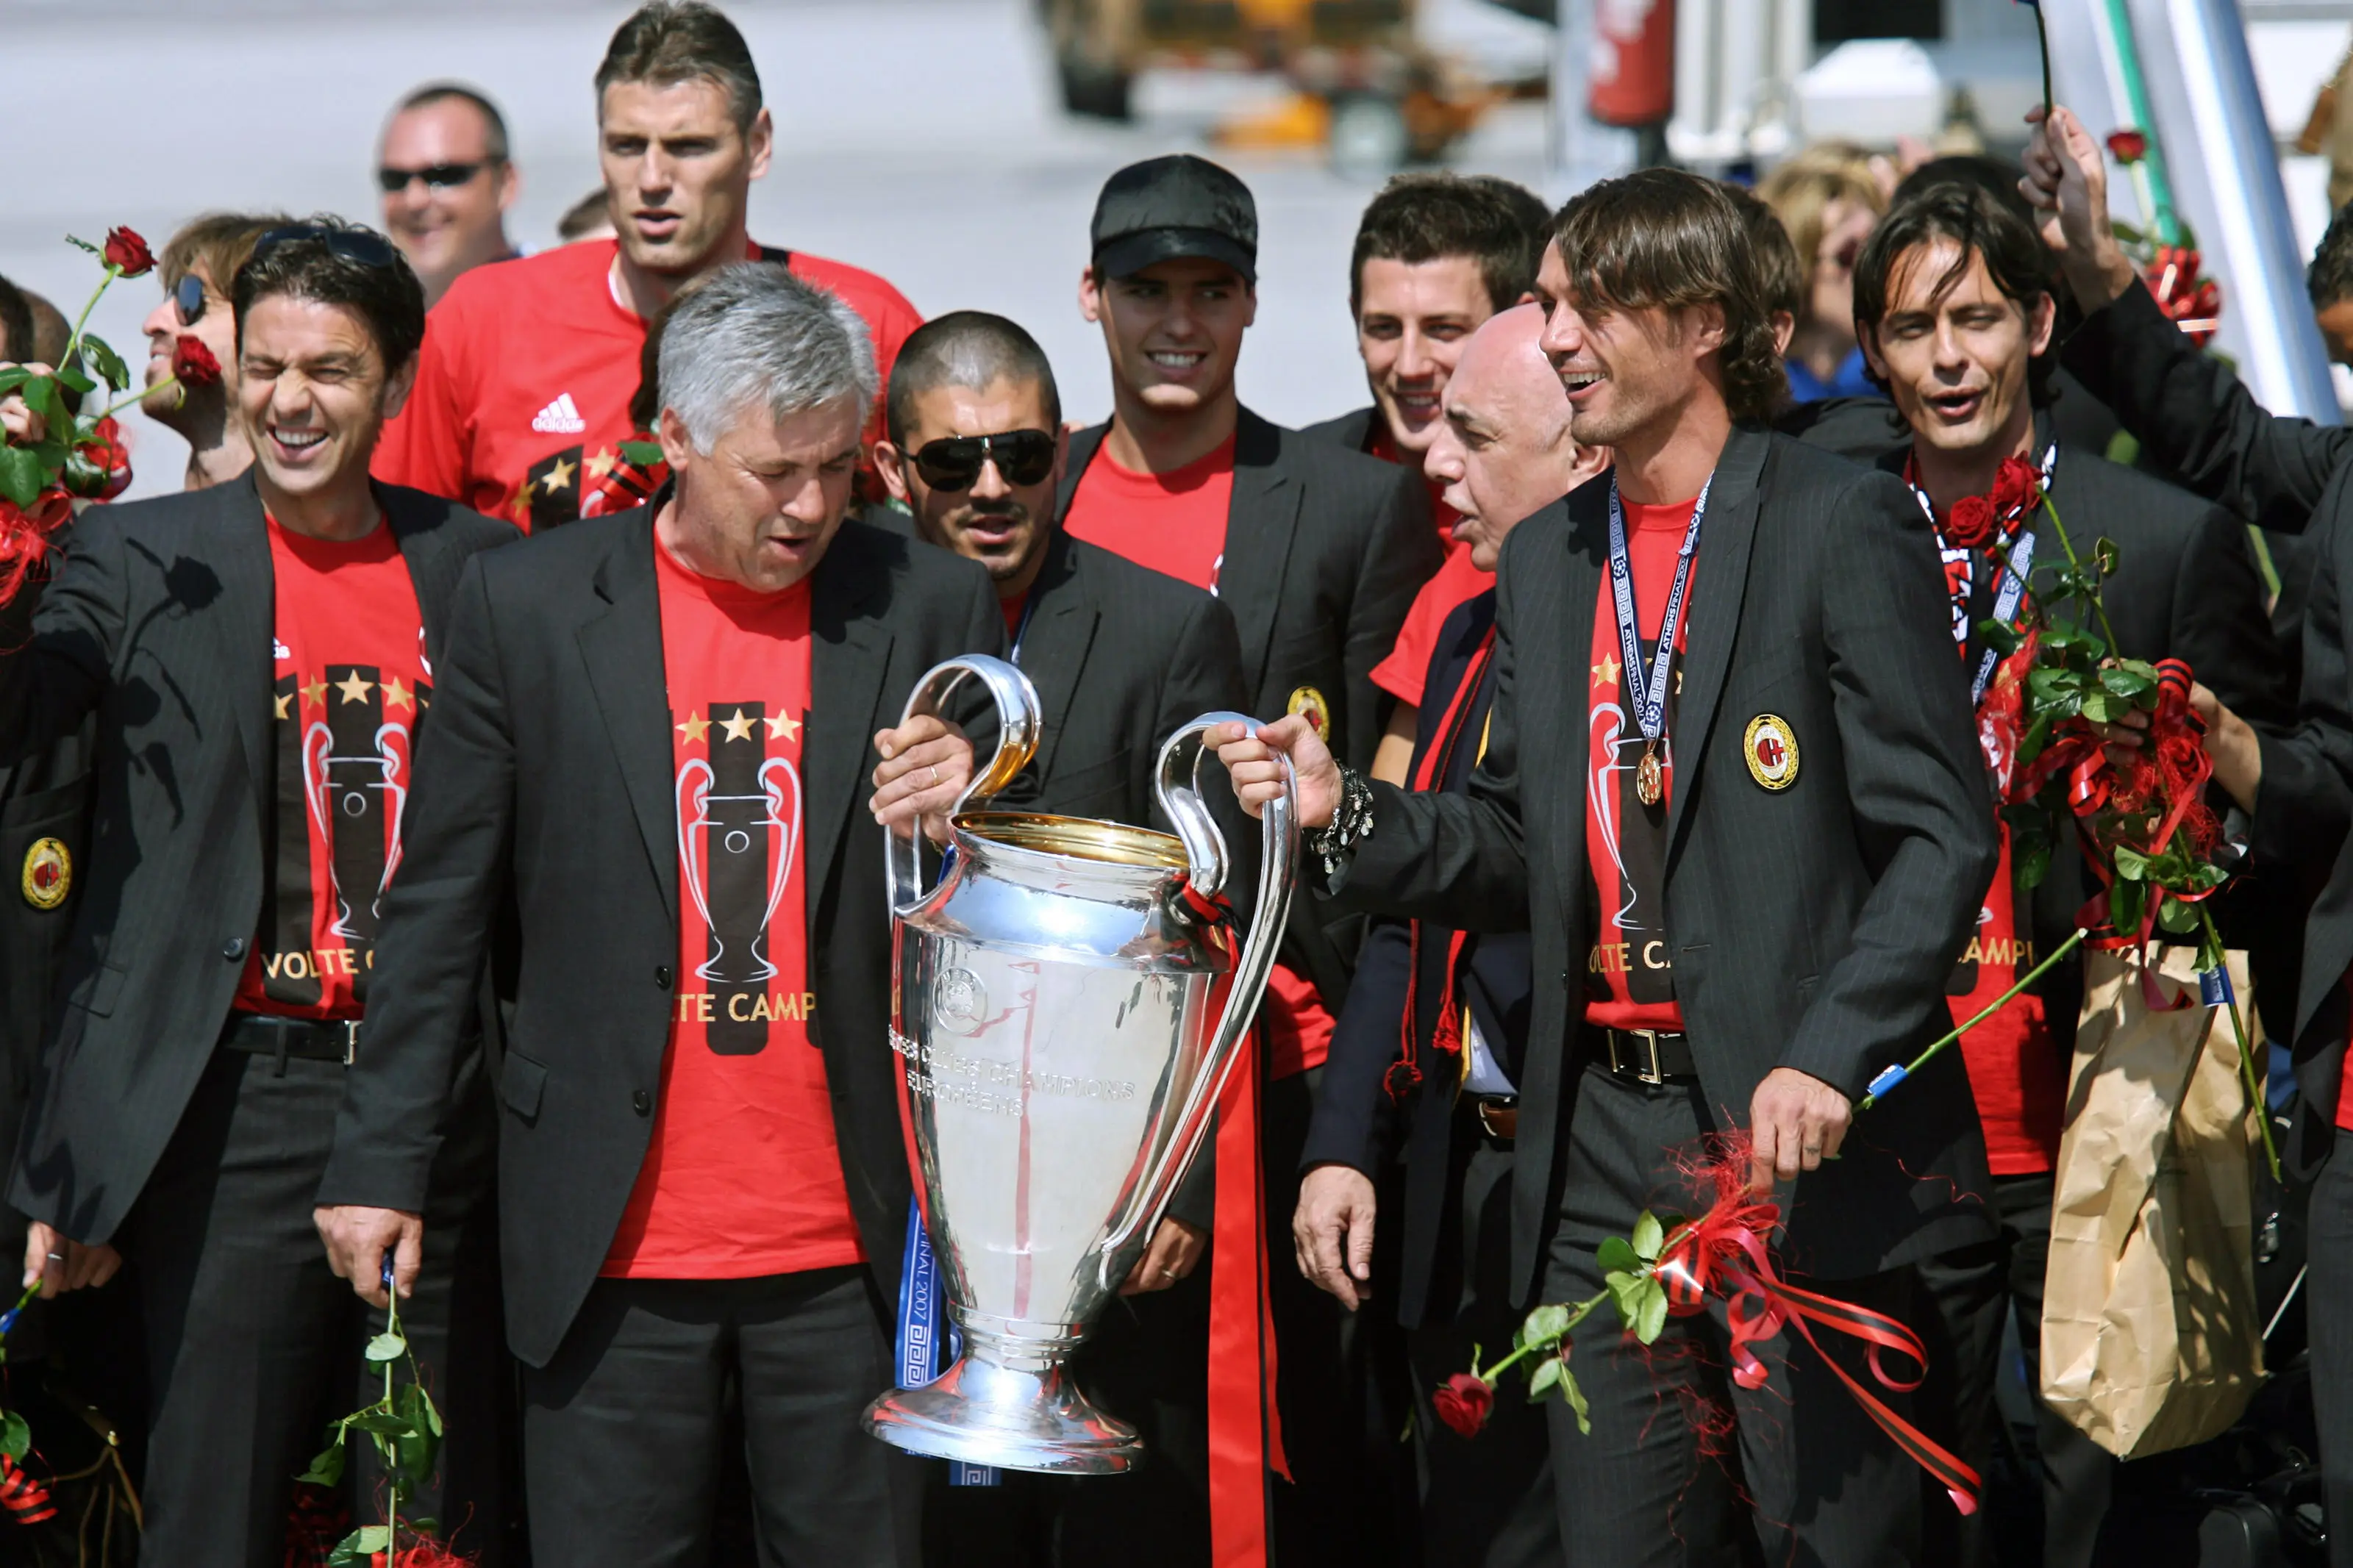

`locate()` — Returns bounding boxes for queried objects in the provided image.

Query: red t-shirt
[374,238,922,531]
[1366,423,1463,557]
[1373,547,1492,706]
[238,516,430,1021]
[1948,828,2062,1172]
[602,541,866,1279]
[1063,431,1334,1076]
[1583,498,1694,1033]
[2340,970,2353,1131]
[1063,434,1238,590]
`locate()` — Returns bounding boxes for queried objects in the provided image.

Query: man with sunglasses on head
[0,218,514,1567]
[1060,151,1441,1562]
[135,214,290,492]
[374,1,921,534]
[378,82,521,309]
[874,309,1246,1564]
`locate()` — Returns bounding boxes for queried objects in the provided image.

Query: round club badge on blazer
[21,837,71,909]
[1743,714,1799,792]
[1286,685,1331,742]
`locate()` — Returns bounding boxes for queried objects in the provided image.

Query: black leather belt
[220,1012,359,1069]
[1468,1095,1518,1143]
[1581,1025,1697,1085]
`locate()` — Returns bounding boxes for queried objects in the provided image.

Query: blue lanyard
[1008,592,1040,666]
[1606,472,1710,746]
[1907,443,2057,706]
[895,1200,1000,1485]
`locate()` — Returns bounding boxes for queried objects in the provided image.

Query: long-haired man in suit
[315,263,990,1564]
[0,220,514,1566]
[1215,168,2002,1566]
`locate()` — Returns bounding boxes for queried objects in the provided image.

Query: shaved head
[1422,303,1602,565]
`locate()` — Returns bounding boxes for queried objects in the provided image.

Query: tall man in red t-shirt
[0,222,515,1567]
[1216,170,2002,1567]
[373,0,921,531]
[318,264,992,1561]
[1055,151,1442,1561]
[1843,183,2291,1568]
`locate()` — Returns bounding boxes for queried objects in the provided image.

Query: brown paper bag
[2040,943,2265,1459]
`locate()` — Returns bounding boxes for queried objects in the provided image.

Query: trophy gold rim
[953,810,1192,870]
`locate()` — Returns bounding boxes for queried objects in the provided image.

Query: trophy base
[863,1354,1142,1475]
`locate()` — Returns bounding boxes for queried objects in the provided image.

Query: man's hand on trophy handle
[871,715,973,845]
[314,1204,423,1309]
[1118,1217,1207,1296]
[1293,1163,1377,1311]
[1206,715,1339,828]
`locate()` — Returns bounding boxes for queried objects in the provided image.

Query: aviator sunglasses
[913,429,1056,492]
[173,273,210,327]
[376,161,491,194]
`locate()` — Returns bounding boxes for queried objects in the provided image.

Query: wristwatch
[1307,765,1375,877]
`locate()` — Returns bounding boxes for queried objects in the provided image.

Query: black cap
[1090,154,1257,284]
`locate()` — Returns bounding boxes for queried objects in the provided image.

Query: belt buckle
[1615,1028,1665,1086]
[343,1020,360,1066]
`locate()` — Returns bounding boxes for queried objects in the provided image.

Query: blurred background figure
[378,82,521,307]
[1759,140,1888,403]
[140,214,287,491]
[557,187,615,246]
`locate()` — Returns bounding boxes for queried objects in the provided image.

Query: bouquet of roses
[2103,130,2221,343]
[0,226,221,607]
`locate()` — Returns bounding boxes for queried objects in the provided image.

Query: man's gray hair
[658,263,877,452]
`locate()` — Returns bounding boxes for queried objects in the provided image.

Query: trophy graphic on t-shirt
[677,700,803,1056]
[301,664,415,945]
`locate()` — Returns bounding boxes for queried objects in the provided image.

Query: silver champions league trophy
[864,655,1296,1473]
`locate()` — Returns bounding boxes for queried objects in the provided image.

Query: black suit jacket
[1305,579,1534,1325]
[1324,426,2002,1296]
[1299,405,1379,455]
[1057,407,1442,1013]
[0,473,513,1241]
[318,512,1008,1367]
[2060,280,2353,1174]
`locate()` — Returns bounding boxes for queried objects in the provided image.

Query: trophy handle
[885,654,1042,918]
[1097,713,1296,1272]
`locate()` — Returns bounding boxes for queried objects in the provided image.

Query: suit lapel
[806,533,893,915]
[1664,426,1767,859]
[574,513,679,919]
[211,474,275,833]
[1017,531,1096,784]
[1550,492,1607,934]
[382,484,463,662]
[1214,410,1299,700]
[1054,423,1110,521]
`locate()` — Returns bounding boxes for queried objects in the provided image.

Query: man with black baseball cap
[1060,151,1441,1563]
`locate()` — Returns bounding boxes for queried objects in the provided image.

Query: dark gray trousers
[521,1267,913,1568]
[123,1045,501,1568]
[1540,1062,1924,1568]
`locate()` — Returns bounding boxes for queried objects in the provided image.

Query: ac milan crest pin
[1743,714,1799,792]
[21,837,70,909]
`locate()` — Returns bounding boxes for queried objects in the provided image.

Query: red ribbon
[1652,1184,1982,1517]
[1389,627,1498,1100]
[0,1452,54,1524]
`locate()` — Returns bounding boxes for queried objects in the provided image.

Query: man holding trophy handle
[1215,168,2000,1566]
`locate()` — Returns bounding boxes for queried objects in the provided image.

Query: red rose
[2106,129,2149,164]
[1941,495,1996,548]
[1432,1372,1493,1439]
[102,226,154,278]
[171,334,221,388]
[66,417,133,501]
[1991,454,2043,518]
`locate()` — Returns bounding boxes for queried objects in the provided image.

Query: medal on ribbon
[1607,475,1709,809]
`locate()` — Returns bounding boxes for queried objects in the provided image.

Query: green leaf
[2113,845,2150,881]
[618,439,665,465]
[79,334,130,395]
[1560,1364,1591,1436]
[0,368,32,399]
[1631,1211,1664,1263]
[0,1409,26,1461]
[328,1525,392,1566]
[1604,1269,1643,1328]
[1595,1236,1640,1275]
[0,444,46,509]
[63,235,100,257]
[365,1331,407,1362]
[2015,837,2052,893]
[2099,666,2155,700]
[2079,690,2117,724]
[2112,219,2146,246]
[1977,617,2019,658]
[1528,1356,1563,1397]
[2110,878,2146,938]
[2040,619,2086,649]
[1635,1280,1669,1345]
[18,375,63,424]
[348,1408,415,1436]
[52,362,94,397]
[2093,537,2121,576]
[1519,1303,1571,1348]
[2156,896,2198,936]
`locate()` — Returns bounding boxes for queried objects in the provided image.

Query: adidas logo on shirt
[531,393,588,435]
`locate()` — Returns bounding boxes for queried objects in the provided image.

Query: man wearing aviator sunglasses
[376,82,520,309]
[132,213,290,491]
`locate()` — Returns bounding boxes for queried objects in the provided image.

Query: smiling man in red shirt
[373,1,921,532]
